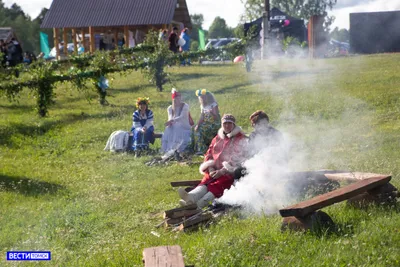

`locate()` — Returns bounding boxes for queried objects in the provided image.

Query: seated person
[234,111,284,180]
[248,110,283,155]
[193,89,220,155]
[178,114,247,209]
[131,97,155,151]
[161,88,192,154]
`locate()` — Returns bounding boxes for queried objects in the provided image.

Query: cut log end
[281,211,335,233]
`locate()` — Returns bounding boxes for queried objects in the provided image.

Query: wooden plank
[170,180,201,187]
[279,175,391,218]
[164,204,198,218]
[324,172,390,182]
[143,245,185,267]
[62,28,68,55]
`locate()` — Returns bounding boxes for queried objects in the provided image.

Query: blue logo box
[7,251,51,261]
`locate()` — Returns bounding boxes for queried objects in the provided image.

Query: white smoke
[218,45,377,215]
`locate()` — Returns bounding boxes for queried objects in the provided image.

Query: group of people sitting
[130,88,283,209]
[131,88,221,156]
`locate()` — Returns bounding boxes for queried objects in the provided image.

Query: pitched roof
[0,27,14,42]
[41,0,184,28]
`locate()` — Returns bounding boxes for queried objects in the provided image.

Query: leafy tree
[208,17,234,39]
[241,0,337,29]
[330,27,349,42]
[190,13,204,45]
[4,3,27,21]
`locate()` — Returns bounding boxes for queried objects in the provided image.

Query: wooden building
[41,0,192,58]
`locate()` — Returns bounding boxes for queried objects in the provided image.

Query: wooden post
[71,28,78,55]
[89,26,95,53]
[62,28,68,55]
[124,25,129,48]
[114,30,118,50]
[53,28,60,60]
[81,28,86,52]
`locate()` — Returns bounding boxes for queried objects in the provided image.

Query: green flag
[198,29,205,50]
[40,32,50,58]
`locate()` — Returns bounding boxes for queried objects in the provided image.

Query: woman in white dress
[161,89,192,153]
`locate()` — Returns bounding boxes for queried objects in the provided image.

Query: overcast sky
[3,0,400,30]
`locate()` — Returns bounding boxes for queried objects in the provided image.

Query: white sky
[3,0,400,30]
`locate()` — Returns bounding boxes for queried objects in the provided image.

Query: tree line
[1,0,349,57]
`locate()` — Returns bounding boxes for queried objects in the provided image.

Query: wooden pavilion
[41,0,192,59]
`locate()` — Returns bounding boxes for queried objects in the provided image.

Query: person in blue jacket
[180,28,191,66]
[131,97,155,151]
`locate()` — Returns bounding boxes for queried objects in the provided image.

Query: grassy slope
[0,54,399,266]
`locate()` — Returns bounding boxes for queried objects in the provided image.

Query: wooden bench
[143,245,185,267]
[280,174,391,217]
[279,174,393,231]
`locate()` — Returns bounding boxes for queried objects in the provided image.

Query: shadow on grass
[0,104,33,112]
[269,69,331,81]
[0,111,128,147]
[111,83,154,93]
[213,81,261,95]
[0,174,64,196]
[173,72,221,82]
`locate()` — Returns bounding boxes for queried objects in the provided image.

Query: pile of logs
[162,204,214,232]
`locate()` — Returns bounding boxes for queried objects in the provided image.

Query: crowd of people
[160,27,191,66]
[128,88,283,209]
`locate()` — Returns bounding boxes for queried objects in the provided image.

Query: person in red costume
[179,114,247,208]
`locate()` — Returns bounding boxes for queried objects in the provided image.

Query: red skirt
[199,172,234,198]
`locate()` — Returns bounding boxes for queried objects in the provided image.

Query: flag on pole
[198,29,205,50]
[40,32,51,58]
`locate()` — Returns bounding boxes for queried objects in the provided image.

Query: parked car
[205,38,240,49]
[203,38,241,62]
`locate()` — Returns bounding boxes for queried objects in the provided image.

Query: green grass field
[1,54,400,266]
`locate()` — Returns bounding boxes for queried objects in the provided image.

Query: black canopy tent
[244,7,307,44]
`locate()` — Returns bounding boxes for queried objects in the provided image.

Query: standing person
[161,88,192,154]
[168,27,179,53]
[159,29,168,43]
[178,114,247,208]
[193,89,220,155]
[131,97,155,152]
[180,28,191,66]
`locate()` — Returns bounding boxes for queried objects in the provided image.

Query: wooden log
[347,183,399,208]
[165,217,184,226]
[143,245,185,267]
[165,209,201,219]
[324,172,390,182]
[170,180,201,187]
[164,204,198,218]
[281,211,334,232]
[279,175,391,218]
[177,212,213,231]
